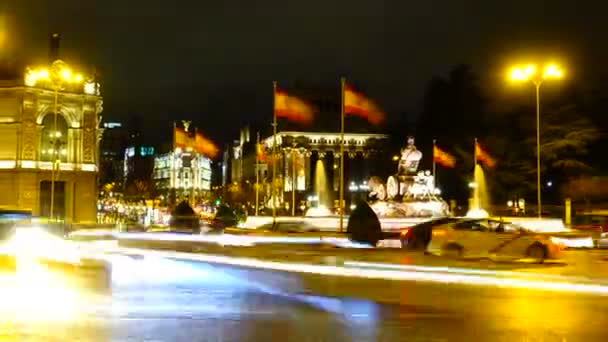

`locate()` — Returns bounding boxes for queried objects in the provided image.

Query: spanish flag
[174,126,194,149]
[256,143,267,161]
[195,131,219,159]
[344,83,385,125]
[475,141,496,168]
[274,89,315,124]
[433,145,456,168]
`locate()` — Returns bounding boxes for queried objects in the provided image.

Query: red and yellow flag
[274,89,314,124]
[256,143,267,161]
[174,126,194,149]
[433,145,456,168]
[344,83,385,125]
[475,141,496,168]
[174,126,219,159]
[195,132,219,159]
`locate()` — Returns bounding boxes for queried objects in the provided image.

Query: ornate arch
[35,103,80,128]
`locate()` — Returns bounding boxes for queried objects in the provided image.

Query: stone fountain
[367,137,450,218]
[305,159,333,217]
[465,164,490,218]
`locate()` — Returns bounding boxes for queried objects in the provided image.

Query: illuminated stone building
[228,130,388,212]
[153,122,214,204]
[0,62,102,222]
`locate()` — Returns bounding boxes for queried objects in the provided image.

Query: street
[1,249,608,341]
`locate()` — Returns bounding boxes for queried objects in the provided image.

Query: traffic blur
[424,218,562,262]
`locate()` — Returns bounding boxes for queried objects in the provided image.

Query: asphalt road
[1,254,608,342]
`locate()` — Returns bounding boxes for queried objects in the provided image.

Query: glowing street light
[508,63,564,218]
[25,60,86,221]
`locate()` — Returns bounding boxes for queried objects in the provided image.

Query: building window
[40,114,68,162]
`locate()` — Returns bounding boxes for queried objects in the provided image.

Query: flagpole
[172,121,176,150]
[474,137,479,209]
[272,81,278,225]
[255,132,260,216]
[292,146,296,216]
[432,139,437,187]
[339,77,345,232]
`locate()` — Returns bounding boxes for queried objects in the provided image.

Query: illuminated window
[40,114,68,162]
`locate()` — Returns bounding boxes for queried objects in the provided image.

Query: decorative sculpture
[367,137,450,218]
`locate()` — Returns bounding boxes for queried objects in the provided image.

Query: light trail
[343,261,608,285]
[114,232,371,248]
[112,247,608,296]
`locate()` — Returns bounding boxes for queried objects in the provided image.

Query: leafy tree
[539,104,599,174]
[489,102,599,205]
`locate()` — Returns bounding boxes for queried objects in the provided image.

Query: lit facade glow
[153,149,212,201]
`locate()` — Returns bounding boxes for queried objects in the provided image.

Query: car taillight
[432,229,446,237]
[400,228,411,236]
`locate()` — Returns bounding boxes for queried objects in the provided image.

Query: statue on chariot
[367,137,449,218]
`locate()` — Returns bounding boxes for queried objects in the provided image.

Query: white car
[426,218,562,262]
[599,232,608,249]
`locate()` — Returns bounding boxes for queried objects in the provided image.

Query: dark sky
[2,0,607,145]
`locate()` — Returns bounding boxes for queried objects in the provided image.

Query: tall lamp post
[508,63,564,218]
[25,60,84,220]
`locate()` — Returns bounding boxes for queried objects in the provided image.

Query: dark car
[400,217,462,249]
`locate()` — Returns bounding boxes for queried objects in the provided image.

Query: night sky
[2,1,607,145]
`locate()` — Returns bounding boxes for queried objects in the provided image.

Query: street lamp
[508,63,564,218]
[25,60,84,220]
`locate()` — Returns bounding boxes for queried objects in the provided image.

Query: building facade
[0,65,102,222]
[153,148,212,203]
[99,121,128,189]
[230,130,388,213]
[123,144,155,195]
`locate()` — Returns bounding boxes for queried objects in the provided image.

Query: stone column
[21,92,38,162]
[304,150,311,191]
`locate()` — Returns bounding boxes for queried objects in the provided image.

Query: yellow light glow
[74,74,83,83]
[509,67,527,82]
[509,64,537,82]
[524,64,537,77]
[509,63,565,83]
[543,64,563,79]
[38,69,50,80]
[60,68,72,81]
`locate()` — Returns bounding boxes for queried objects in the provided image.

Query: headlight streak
[343,261,608,285]
[550,236,594,249]
[112,247,608,296]
[113,232,370,248]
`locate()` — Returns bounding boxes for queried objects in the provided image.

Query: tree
[538,104,599,174]
[416,64,488,203]
[489,102,599,205]
[125,178,153,200]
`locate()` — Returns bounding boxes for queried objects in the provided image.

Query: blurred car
[571,211,608,234]
[0,209,32,241]
[255,221,320,234]
[399,217,462,250]
[599,232,608,249]
[426,218,561,262]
